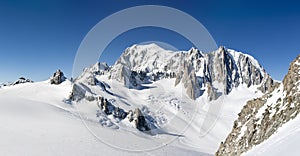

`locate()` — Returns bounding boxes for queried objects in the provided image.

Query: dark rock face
[134,108,150,131]
[113,106,128,119]
[127,108,150,131]
[97,96,127,120]
[216,55,300,156]
[173,47,278,100]
[96,96,150,131]
[50,69,66,84]
[69,83,86,101]
[12,77,33,85]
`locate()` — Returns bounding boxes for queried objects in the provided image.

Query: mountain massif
[0,44,299,156]
[73,44,277,101]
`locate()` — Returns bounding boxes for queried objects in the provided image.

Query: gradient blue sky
[0,0,299,82]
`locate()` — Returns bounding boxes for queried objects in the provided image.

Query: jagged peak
[107,43,276,100]
[84,62,110,72]
[218,45,226,51]
[122,44,264,70]
[188,47,204,58]
[291,54,300,66]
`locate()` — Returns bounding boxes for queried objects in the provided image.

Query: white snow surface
[0,76,261,156]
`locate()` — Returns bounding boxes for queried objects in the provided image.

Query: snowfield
[0,77,262,156]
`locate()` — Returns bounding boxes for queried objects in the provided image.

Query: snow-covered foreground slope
[0,77,262,155]
[244,55,300,156]
[0,81,175,155]
[216,54,300,156]
[0,81,206,155]
[245,113,300,156]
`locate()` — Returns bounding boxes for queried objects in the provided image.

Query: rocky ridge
[109,44,277,100]
[50,69,66,85]
[12,77,33,85]
[66,44,280,134]
[96,96,150,131]
[216,54,300,156]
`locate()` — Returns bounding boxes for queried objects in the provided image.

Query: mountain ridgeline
[216,54,300,156]
[108,44,277,100]
[2,43,299,155]
[67,44,279,133]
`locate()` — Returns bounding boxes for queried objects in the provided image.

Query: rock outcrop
[175,61,201,99]
[216,54,300,156]
[76,62,110,83]
[68,62,112,102]
[127,108,150,131]
[96,96,150,131]
[50,69,66,84]
[68,83,86,101]
[12,77,33,85]
[97,96,127,119]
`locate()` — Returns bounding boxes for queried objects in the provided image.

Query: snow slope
[244,114,300,156]
[244,55,300,156]
[0,80,204,155]
[0,76,262,155]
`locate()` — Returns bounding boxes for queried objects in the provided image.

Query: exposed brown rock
[216,54,300,156]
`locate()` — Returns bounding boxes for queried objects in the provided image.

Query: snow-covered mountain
[108,44,276,100]
[216,54,300,156]
[1,43,292,156]
[59,43,279,154]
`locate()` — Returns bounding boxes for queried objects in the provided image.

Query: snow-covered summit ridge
[109,44,277,100]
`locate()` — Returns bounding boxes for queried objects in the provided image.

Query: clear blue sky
[0,0,299,82]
